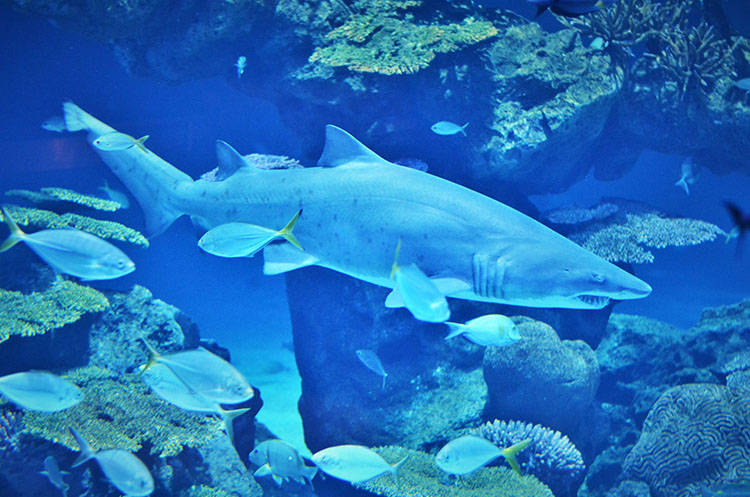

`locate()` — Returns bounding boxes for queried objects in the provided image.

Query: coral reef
[623,384,750,497]
[543,203,619,226]
[0,275,109,344]
[309,1,498,75]
[0,204,149,247]
[357,445,554,497]
[6,187,121,211]
[471,419,585,497]
[483,317,600,434]
[564,199,724,264]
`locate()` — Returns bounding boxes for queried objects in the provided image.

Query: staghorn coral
[6,187,121,212]
[309,0,497,75]
[0,275,109,344]
[567,200,724,264]
[20,365,226,457]
[623,383,750,497]
[470,419,585,497]
[180,485,235,497]
[199,154,303,181]
[0,409,20,452]
[544,203,619,225]
[357,445,554,497]
[0,204,149,247]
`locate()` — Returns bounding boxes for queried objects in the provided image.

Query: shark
[62,101,651,310]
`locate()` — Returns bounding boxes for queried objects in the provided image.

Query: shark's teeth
[578,295,610,308]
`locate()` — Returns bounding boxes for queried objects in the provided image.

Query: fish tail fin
[460,123,469,136]
[138,336,161,375]
[390,455,408,485]
[675,178,689,195]
[69,427,96,467]
[0,207,25,252]
[595,0,606,9]
[278,209,304,251]
[62,101,191,237]
[221,407,250,443]
[502,439,530,476]
[444,322,464,340]
[382,373,388,390]
[303,464,318,485]
[136,135,150,154]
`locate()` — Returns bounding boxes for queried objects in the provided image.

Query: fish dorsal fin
[216,140,253,180]
[317,125,392,168]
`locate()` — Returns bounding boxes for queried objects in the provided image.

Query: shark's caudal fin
[317,125,393,168]
[62,101,192,236]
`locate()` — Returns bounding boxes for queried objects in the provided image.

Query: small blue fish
[0,207,135,281]
[674,156,700,195]
[356,349,388,389]
[40,456,70,497]
[235,56,247,79]
[41,116,67,133]
[388,240,450,323]
[436,436,530,475]
[198,209,303,258]
[93,131,150,153]
[431,121,468,136]
[527,0,608,17]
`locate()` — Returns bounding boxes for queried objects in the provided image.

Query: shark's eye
[591,273,605,283]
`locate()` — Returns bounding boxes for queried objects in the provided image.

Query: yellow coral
[6,187,121,211]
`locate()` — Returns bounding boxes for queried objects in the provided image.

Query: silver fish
[70,427,154,497]
[198,209,302,258]
[41,116,67,133]
[0,371,82,412]
[436,435,529,475]
[235,56,247,79]
[430,121,469,136]
[355,349,388,389]
[98,180,130,208]
[250,439,317,486]
[40,456,69,497]
[312,445,407,484]
[93,131,149,153]
[444,314,521,347]
[140,338,254,404]
[0,207,135,281]
[141,362,249,441]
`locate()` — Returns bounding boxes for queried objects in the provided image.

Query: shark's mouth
[578,295,611,308]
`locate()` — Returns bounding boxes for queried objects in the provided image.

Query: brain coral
[623,383,750,497]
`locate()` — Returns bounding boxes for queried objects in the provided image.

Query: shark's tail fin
[63,101,192,236]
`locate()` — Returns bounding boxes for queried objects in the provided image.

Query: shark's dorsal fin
[216,140,253,180]
[317,125,392,168]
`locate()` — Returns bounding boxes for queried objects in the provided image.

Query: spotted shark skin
[62,102,651,309]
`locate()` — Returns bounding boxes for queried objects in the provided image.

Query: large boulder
[483,317,600,434]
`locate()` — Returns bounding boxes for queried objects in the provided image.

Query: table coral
[6,187,121,211]
[357,445,554,497]
[0,204,149,247]
[309,0,497,75]
[20,365,225,457]
[0,276,109,344]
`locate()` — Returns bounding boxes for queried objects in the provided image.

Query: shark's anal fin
[263,243,318,275]
[385,277,470,308]
[317,125,393,168]
[215,140,255,180]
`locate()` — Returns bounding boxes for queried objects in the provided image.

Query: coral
[5,187,121,211]
[568,200,725,264]
[180,485,235,497]
[245,153,303,170]
[623,383,750,497]
[0,275,109,344]
[357,445,554,497]
[0,204,149,247]
[470,419,585,497]
[544,203,619,225]
[692,298,750,336]
[0,409,20,452]
[309,1,497,75]
[20,365,226,457]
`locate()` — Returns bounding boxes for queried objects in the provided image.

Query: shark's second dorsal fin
[317,125,392,168]
[216,140,253,180]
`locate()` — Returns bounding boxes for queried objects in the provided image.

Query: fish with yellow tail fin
[93,131,150,153]
[312,445,408,484]
[436,435,530,475]
[0,206,135,280]
[198,209,303,258]
[386,239,450,323]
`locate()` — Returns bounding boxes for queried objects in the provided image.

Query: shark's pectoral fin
[216,140,255,180]
[384,277,470,308]
[317,125,393,168]
[263,243,318,275]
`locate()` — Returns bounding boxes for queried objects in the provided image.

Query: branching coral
[566,200,725,264]
[0,276,109,344]
[357,445,554,497]
[0,204,149,247]
[470,419,585,497]
[309,0,497,75]
[20,365,225,457]
[6,187,121,212]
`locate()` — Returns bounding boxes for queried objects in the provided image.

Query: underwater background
[1,0,750,497]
